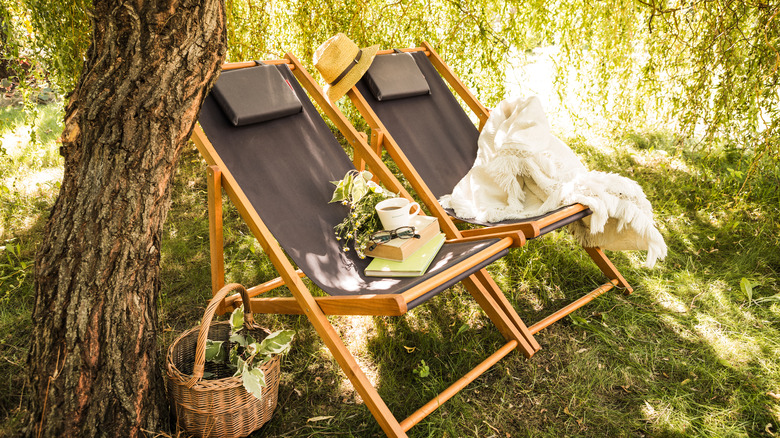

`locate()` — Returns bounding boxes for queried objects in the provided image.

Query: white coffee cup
[375,198,421,230]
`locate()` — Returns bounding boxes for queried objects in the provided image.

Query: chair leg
[207,166,227,314]
[474,269,541,354]
[299,303,408,437]
[353,133,368,171]
[584,247,633,294]
[461,273,541,358]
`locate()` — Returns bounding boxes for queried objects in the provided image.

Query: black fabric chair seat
[354,51,595,237]
[198,65,508,309]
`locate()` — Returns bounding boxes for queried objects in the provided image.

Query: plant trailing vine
[204,305,295,400]
[330,170,396,259]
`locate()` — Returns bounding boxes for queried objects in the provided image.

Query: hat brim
[324,45,379,102]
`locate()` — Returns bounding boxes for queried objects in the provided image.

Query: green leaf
[234,356,246,377]
[569,314,588,326]
[230,343,239,363]
[455,324,469,338]
[350,175,369,201]
[242,367,266,400]
[230,333,248,346]
[205,340,226,362]
[230,306,244,332]
[740,278,756,302]
[330,185,347,203]
[754,293,780,304]
[329,172,354,203]
[246,342,260,356]
[257,330,296,356]
[413,360,430,378]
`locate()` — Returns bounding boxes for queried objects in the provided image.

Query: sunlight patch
[0,125,32,156]
[705,280,731,306]
[632,149,693,174]
[333,315,378,404]
[694,315,759,367]
[663,213,692,236]
[641,399,690,434]
[655,290,688,313]
[10,168,62,195]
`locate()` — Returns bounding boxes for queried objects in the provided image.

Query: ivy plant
[204,305,295,400]
[330,170,396,259]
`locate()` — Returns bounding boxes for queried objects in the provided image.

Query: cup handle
[408,202,421,216]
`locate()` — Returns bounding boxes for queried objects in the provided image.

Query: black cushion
[364,52,431,101]
[211,64,302,126]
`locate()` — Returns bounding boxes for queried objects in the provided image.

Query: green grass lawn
[1,100,778,437]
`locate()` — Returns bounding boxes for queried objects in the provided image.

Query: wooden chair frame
[191,54,544,437]
[345,42,633,337]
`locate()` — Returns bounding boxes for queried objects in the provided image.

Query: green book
[364,234,446,277]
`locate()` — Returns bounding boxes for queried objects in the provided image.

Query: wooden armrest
[457,204,591,240]
[446,230,525,248]
[459,224,538,240]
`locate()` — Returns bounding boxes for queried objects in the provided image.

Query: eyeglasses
[368,226,420,250]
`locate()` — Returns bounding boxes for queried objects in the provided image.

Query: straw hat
[314,33,378,102]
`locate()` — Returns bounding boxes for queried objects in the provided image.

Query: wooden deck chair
[345,43,633,337]
[191,54,542,437]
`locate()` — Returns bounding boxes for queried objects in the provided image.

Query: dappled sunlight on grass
[655,289,689,313]
[2,91,779,436]
[694,315,760,368]
[658,313,698,343]
[641,399,691,435]
[631,148,696,175]
[0,103,64,240]
[333,315,379,401]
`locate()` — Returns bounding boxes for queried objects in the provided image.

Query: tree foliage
[554,1,778,151]
[12,0,776,167]
[15,0,90,91]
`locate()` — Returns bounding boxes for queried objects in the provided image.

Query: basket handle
[186,283,254,387]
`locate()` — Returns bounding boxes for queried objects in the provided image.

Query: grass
[1,98,779,437]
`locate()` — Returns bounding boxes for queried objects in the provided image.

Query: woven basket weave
[166,283,280,438]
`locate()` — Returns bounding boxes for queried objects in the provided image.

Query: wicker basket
[166,283,281,438]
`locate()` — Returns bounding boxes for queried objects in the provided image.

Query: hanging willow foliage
[220,0,540,106]
[553,0,779,151]
[20,0,91,91]
[9,0,780,177]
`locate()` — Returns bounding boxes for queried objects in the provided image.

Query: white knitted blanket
[439,96,667,268]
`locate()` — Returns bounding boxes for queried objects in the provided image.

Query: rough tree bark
[25,0,226,436]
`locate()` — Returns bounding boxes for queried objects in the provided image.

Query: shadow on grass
[248,132,780,437]
[0,209,50,434]
[4,129,780,437]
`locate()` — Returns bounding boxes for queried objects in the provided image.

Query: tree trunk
[25,0,225,436]
[0,8,11,79]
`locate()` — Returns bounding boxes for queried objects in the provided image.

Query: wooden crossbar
[247,295,407,316]
[400,340,518,431]
[528,279,619,335]
[221,59,293,71]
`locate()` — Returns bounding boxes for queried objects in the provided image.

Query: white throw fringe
[439,95,667,268]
